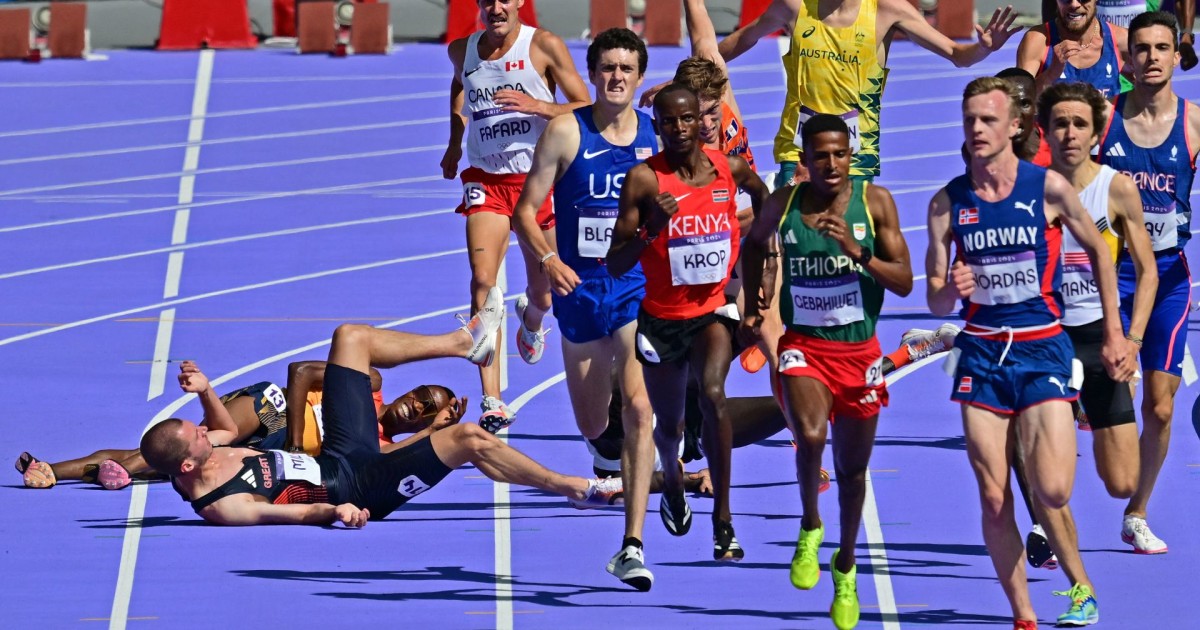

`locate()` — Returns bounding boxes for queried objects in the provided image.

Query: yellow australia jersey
[775,0,888,177]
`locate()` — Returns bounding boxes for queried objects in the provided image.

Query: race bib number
[463,182,486,209]
[796,106,861,153]
[788,274,864,327]
[472,109,540,158]
[865,357,884,388]
[577,206,617,258]
[262,384,287,413]
[1060,260,1099,309]
[1143,204,1179,251]
[668,231,732,286]
[271,451,323,486]
[967,251,1040,305]
[779,348,808,372]
[397,475,431,498]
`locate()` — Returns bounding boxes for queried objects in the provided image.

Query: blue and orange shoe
[1054,583,1099,626]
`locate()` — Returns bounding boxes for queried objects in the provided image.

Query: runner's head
[1054,0,1097,37]
[995,68,1037,142]
[586,28,648,108]
[800,114,852,193]
[672,57,728,145]
[478,0,524,40]
[1128,11,1180,88]
[1038,82,1107,168]
[140,418,212,476]
[653,84,702,154]
[962,76,1022,162]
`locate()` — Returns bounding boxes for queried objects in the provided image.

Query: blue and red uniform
[1040,19,1124,97]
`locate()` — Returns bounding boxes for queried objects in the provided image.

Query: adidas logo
[241,469,257,488]
[1106,142,1127,157]
[784,231,798,244]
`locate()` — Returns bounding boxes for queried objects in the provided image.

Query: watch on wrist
[854,247,873,267]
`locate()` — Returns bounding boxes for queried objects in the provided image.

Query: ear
[180,459,195,474]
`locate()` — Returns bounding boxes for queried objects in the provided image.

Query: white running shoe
[569,476,624,509]
[461,287,504,366]
[1121,515,1168,554]
[607,544,653,592]
[900,323,961,362]
[478,395,514,434]
[514,293,547,364]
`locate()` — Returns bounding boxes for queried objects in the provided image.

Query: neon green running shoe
[830,550,860,630]
[789,524,823,590]
[1054,583,1099,626]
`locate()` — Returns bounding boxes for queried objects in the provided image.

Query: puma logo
[1048,376,1066,395]
[1015,199,1038,217]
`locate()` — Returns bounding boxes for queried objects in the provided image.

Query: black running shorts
[1064,321,1136,429]
[635,307,739,366]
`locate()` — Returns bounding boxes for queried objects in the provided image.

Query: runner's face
[182,421,213,470]
[655,93,701,153]
[590,48,644,108]
[698,98,721,145]
[1046,100,1097,168]
[479,0,522,38]
[1009,78,1036,140]
[963,91,1021,161]
[1056,0,1095,35]
[802,131,851,193]
[1130,25,1180,87]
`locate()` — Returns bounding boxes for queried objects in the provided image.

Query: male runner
[1098,10,1200,554]
[715,0,1019,186]
[928,76,1136,628]
[608,85,767,561]
[510,28,658,591]
[741,114,911,630]
[1018,0,1130,97]
[142,288,621,527]
[441,0,590,431]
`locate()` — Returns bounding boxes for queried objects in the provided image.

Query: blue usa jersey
[947,161,1064,328]
[1042,19,1123,97]
[1100,93,1196,252]
[553,106,658,277]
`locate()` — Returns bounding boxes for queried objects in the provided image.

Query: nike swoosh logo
[464,67,481,77]
[675,193,692,202]
[583,148,610,159]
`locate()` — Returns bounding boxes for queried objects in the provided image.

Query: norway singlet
[778,179,883,342]
[640,149,741,319]
[462,25,554,174]
[1041,18,1123,97]
[1061,166,1122,327]
[775,0,886,177]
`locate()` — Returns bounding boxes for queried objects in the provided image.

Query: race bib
[1060,260,1099,309]
[1096,0,1145,28]
[796,106,861,153]
[788,274,864,327]
[967,251,1040,305]
[668,231,732,286]
[1144,203,1179,251]
[471,108,540,157]
[271,451,323,486]
[577,206,617,258]
[864,357,884,388]
[463,182,486,209]
[262,384,287,413]
[310,403,325,440]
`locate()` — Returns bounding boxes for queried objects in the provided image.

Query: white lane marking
[147,308,177,401]
[170,210,190,246]
[163,252,185,298]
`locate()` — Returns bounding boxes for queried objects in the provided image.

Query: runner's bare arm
[607,163,660,277]
[1187,101,1200,160]
[1108,172,1157,345]
[863,184,913,296]
[685,0,726,72]
[178,362,240,442]
[925,188,971,316]
[201,495,369,527]
[716,0,797,62]
[442,39,469,179]
[496,30,590,120]
[512,115,581,296]
[882,0,1020,68]
[741,185,791,338]
[1016,26,1054,90]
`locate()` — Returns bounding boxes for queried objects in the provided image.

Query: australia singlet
[462,25,555,174]
[554,106,658,275]
[776,0,886,177]
[181,449,331,512]
[779,179,883,342]
[1100,94,1195,253]
[1061,166,1122,327]
[640,149,741,319]
[947,161,1064,328]
[1042,18,1123,97]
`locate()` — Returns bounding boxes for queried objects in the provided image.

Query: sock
[623,536,643,550]
[885,346,911,371]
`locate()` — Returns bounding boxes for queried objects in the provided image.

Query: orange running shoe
[740,346,767,373]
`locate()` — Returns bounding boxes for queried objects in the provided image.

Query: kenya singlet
[778,179,883,342]
[462,25,555,174]
[640,149,740,319]
[776,0,886,177]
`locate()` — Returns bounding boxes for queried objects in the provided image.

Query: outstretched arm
[881,0,1020,68]
[201,495,369,527]
[717,0,797,62]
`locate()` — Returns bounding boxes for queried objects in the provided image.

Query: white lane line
[146,308,177,401]
[170,211,190,246]
[0,208,455,280]
[163,252,185,298]
[0,175,445,234]
[492,372,568,629]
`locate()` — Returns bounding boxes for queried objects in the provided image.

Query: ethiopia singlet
[554,106,658,276]
[947,161,1064,328]
[1101,94,1196,253]
[1097,0,1158,29]
[1041,19,1123,97]
[1061,166,1123,327]
[462,25,554,174]
[181,449,330,512]
[640,149,740,320]
[778,179,883,342]
[775,0,886,177]
[720,101,755,171]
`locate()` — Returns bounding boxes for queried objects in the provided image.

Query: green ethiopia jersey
[779,179,883,342]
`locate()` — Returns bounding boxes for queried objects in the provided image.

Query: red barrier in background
[446,0,538,42]
[158,0,256,50]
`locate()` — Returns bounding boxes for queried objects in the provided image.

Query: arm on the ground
[740,185,791,345]
[882,0,1020,68]
[863,184,913,297]
[512,115,580,296]
[1108,172,1157,343]
[201,495,369,527]
[606,163,662,277]
[716,0,797,63]
[925,188,972,316]
[496,31,590,120]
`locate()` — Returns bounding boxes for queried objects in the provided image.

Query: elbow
[895,279,914,298]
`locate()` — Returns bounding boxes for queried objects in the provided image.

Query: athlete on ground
[608,84,768,562]
[1019,0,1131,97]
[441,0,590,431]
[1097,10,1200,555]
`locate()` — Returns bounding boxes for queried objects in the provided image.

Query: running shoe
[900,323,961,362]
[713,520,744,562]
[829,549,860,630]
[1053,583,1099,626]
[790,524,823,590]
[569,476,623,509]
[461,287,504,366]
[819,467,831,494]
[1073,400,1091,432]
[1121,515,1168,554]
[659,489,692,536]
[739,345,767,373]
[478,395,515,434]
[1026,524,1059,570]
[606,544,653,592]
[97,459,132,491]
[1013,620,1038,630]
[514,293,547,364]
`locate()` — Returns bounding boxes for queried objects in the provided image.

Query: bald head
[652,83,698,118]
[140,418,190,475]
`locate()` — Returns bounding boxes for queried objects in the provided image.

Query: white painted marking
[147,309,176,401]
[1183,344,1197,386]
[163,252,185,299]
[498,258,508,394]
[170,210,190,246]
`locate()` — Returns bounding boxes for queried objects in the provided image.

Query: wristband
[1126,334,1143,347]
[637,225,659,244]
[538,251,557,271]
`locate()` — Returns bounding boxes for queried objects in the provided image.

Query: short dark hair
[587,28,648,75]
[1129,11,1179,52]
[995,67,1035,87]
[1037,82,1108,136]
[140,418,189,475]
[800,113,851,150]
[672,56,727,103]
[652,82,698,114]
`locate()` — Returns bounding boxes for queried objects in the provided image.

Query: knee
[978,487,1009,522]
[457,423,498,455]
[1037,485,1071,510]
[1145,400,1175,426]
[654,418,684,441]
[1104,477,1137,499]
[470,267,497,291]
[622,395,654,431]
[700,382,727,410]
[332,324,372,351]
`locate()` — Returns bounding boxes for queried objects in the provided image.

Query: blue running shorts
[552,271,645,344]
[1118,250,1191,377]
[950,328,1078,414]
